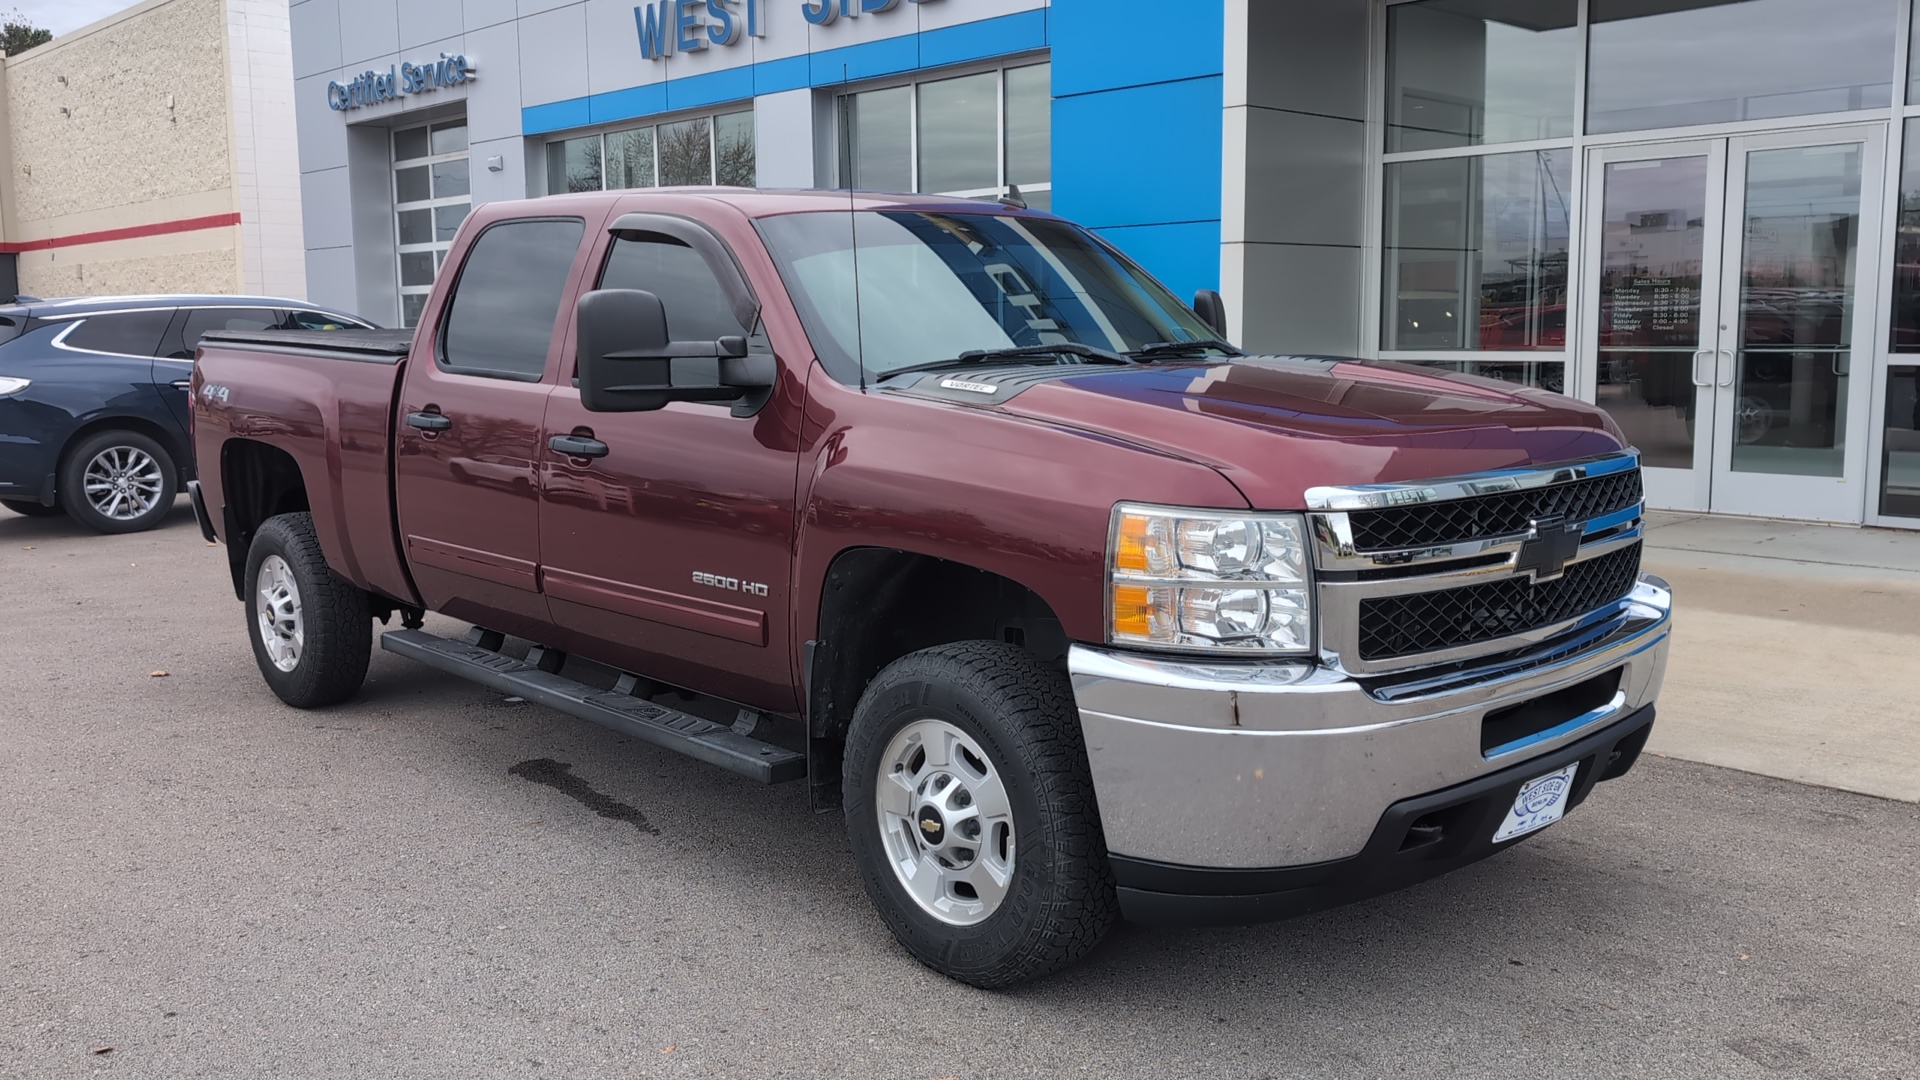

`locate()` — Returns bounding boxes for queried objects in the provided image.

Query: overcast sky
[7,0,139,37]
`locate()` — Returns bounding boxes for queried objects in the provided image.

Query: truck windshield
[755,210,1219,383]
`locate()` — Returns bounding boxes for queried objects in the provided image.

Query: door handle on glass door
[1691,350,1715,387]
[405,411,451,432]
[1718,349,1735,387]
[549,434,609,459]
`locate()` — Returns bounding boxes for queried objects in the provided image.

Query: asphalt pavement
[2,501,1915,1079]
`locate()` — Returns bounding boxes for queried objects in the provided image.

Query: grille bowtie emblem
[1514,516,1583,583]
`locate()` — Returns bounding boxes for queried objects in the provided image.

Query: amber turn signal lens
[1111,583,1157,638]
[1114,514,1151,573]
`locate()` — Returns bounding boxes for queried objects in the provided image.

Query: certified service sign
[328,53,477,112]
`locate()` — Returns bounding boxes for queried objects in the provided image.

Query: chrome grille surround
[1306,452,1646,676]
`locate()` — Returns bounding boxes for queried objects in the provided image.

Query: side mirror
[576,288,775,414]
[1193,289,1228,339]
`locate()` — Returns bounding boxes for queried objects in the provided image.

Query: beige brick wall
[5,0,233,228]
[22,244,240,297]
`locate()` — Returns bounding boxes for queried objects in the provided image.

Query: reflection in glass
[545,136,602,194]
[1883,367,1920,517]
[432,159,470,199]
[1005,65,1051,187]
[396,165,430,204]
[402,293,427,328]
[1588,0,1895,135]
[394,126,430,162]
[400,251,436,287]
[919,72,998,194]
[606,127,656,190]
[1728,144,1862,477]
[430,121,468,156]
[1411,359,1567,393]
[1385,0,1576,152]
[434,205,466,242]
[1889,120,1920,349]
[659,117,713,186]
[397,208,432,245]
[1382,150,1571,350]
[841,86,912,191]
[715,111,755,187]
[1592,156,1709,470]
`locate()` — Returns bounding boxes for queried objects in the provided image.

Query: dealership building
[289,0,1920,529]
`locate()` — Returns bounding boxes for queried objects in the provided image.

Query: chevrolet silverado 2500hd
[190,189,1672,988]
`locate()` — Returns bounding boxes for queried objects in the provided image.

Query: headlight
[0,377,29,396]
[1107,504,1313,654]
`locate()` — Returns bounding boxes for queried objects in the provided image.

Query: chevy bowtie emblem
[1514,516,1583,583]
[919,818,941,834]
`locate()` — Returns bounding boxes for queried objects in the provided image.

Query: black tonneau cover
[198,327,414,363]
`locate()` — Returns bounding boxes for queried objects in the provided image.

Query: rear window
[60,310,174,357]
[440,218,585,380]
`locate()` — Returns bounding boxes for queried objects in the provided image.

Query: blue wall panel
[1051,75,1222,230]
[1094,220,1223,306]
[1050,0,1225,98]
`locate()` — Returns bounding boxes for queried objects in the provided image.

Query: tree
[0,8,51,56]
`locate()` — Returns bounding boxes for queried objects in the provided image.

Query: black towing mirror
[1193,289,1228,339]
[576,288,775,415]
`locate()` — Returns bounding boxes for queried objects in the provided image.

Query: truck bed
[193,329,418,608]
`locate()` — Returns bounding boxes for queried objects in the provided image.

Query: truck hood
[992,356,1626,509]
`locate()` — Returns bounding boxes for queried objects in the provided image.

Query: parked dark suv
[0,295,373,533]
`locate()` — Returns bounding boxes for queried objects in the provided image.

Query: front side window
[440,218,586,380]
[545,109,755,196]
[598,235,745,342]
[60,310,174,357]
[838,62,1052,210]
[756,211,1215,384]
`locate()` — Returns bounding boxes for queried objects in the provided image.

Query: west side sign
[637,0,943,61]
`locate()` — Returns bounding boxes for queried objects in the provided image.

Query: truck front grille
[1345,469,1643,552]
[1356,542,1644,661]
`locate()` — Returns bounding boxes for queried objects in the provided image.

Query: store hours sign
[637,0,942,60]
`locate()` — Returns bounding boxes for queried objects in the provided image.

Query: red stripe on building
[0,212,243,254]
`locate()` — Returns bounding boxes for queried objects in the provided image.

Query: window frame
[542,104,757,197]
[831,54,1052,207]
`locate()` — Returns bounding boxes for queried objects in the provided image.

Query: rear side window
[179,307,279,355]
[286,309,363,330]
[440,218,585,379]
[598,234,745,341]
[61,310,174,357]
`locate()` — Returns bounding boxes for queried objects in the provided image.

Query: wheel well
[807,547,1069,808]
[59,416,191,491]
[219,439,311,600]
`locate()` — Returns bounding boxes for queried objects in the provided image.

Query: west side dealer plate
[1493,762,1580,842]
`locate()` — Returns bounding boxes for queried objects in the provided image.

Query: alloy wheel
[874,717,1016,927]
[82,446,164,521]
[255,555,304,673]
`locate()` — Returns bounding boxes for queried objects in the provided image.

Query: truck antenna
[845,64,867,392]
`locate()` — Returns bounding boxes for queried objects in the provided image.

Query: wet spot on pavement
[509,758,659,835]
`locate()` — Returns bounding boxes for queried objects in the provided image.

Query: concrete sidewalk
[1642,512,1920,802]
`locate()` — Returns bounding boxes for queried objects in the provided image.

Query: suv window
[286,309,362,330]
[598,234,745,342]
[441,218,585,379]
[176,307,280,357]
[61,310,174,357]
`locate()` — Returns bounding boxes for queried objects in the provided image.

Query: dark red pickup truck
[190,189,1672,988]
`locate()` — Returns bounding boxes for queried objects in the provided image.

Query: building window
[545,108,755,197]
[1384,0,1577,152]
[836,61,1051,210]
[394,120,472,328]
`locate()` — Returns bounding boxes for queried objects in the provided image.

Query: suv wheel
[244,512,371,708]
[59,430,177,534]
[843,641,1117,988]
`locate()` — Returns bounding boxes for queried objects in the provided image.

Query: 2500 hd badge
[692,570,770,597]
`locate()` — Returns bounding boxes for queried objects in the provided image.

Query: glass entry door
[1581,127,1885,520]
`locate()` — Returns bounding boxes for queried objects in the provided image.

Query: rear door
[393,214,595,641]
[537,214,803,711]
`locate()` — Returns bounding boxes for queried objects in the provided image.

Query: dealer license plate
[1492,762,1580,842]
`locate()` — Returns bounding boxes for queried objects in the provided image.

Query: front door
[1581,126,1885,520]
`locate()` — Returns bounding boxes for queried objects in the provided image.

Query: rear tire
[59,430,177,534]
[1,498,61,518]
[244,512,371,708]
[843,641,1117,988]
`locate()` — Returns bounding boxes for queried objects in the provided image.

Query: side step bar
[381,629,807,785]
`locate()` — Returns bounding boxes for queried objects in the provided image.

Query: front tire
[244,512,371,708]
[59,430,178,534]
[843,641,1117,988]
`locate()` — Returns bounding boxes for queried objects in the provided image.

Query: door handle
[169,379,192,390]
[1718,349,1735,387]
[1690,350,1715,388]
[549,434,609,458]
[405,411,451,432]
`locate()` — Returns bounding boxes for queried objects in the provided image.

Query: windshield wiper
[1128,338,1244,360]
[880,342,1139,381]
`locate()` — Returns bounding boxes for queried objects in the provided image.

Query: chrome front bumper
[1070,574,1673,870]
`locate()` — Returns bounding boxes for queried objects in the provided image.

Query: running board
[380,629,807,785]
